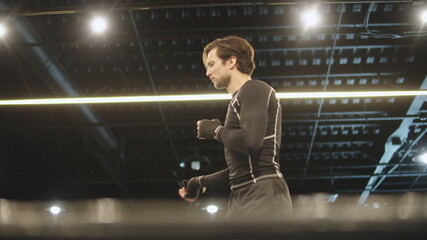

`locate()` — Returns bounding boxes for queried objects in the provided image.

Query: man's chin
[214,83,226,90]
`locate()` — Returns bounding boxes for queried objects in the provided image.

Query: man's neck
[226,73,251,95]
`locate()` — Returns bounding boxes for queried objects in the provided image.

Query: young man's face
[205,48,231,90]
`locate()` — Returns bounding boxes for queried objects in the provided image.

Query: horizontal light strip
[277,90,427,99]
[0,91,426,105]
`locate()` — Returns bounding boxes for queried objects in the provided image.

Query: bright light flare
[302,9,320,27]
[421,10,427,23]
[91,17,107,33]
[0,24,6,37]
[206,205,218,214]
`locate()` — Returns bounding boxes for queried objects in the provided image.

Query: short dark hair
[203,36,255,75]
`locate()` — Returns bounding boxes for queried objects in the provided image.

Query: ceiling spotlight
[302,9,320,27]
[0,24,6,37]
[421,10,427,23]
[413,152,427,164]
[91,17,107,33]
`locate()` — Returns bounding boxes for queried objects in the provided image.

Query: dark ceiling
[0,0,426,205]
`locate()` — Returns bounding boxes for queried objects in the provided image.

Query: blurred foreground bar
[1,193,427,239]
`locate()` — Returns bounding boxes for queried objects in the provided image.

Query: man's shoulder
[242,79,273,91]
[237,80,274,101]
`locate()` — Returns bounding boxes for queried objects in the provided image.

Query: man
[178,36,292,219]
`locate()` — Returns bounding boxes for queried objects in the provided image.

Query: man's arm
[178,169,229,202]
[217,81,273,155]
[202,168,229,186]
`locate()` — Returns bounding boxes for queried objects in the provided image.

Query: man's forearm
[201,168,229,187]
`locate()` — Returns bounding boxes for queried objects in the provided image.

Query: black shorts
[226,178,292,220]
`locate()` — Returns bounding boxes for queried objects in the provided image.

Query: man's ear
[227,56,237,69]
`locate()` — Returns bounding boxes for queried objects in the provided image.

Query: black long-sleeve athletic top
[202,80,283,190]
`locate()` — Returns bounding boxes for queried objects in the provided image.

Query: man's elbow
[245,139,263,154]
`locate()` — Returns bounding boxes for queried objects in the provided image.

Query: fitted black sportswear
[186,80,291,217]
[216,79,283,187]
[189,79,284,187]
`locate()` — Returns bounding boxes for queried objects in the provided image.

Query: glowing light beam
[0,91,426,106]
